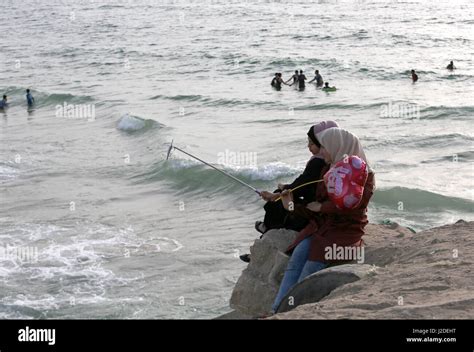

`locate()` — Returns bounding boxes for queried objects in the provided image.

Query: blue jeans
[271,237,327,313]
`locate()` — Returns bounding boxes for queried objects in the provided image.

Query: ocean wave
[420,150,474,164]
[0,87,95,107]
[40,93,94,106]
[440,73,474,81]
[149,94,276,108]
[420,106,474,119]
[377,104,474,120]
[372,187,473,212]
[132,158,301,193]
[116,114,162,132]
[0,221,169,318]
[366,133,473,149]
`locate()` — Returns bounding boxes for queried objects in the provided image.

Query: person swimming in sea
[322,82,336,91]
[271,73,288,90]
[271,73,278,87]
[0,95,8,109]
[291,70,306,90]
[285,70,299,86]
[308,70,324,87]
[26,89,35,107]
[446,61,455,70]
[411,69,418,82]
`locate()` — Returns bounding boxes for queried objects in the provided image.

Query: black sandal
[255,221,267,234]
[239,254,251,263]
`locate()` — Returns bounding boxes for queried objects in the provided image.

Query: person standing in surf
[0,95,8,109]
[271,127,375,313]
[292,70,307,90]
[285,70,299,85]
[308,70,324,87]
[26,89,35,107]
[446,61,455,70]
[271,73,278,87]
[271,73,288,91]
[411,69,418,82]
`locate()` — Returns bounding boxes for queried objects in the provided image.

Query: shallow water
[0,0,473,318]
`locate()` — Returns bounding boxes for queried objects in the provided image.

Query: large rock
[228,221,474,319]
[229,228,298,316]
[270,220,474,319]
[276,264,377,313]
[229,222,414,317]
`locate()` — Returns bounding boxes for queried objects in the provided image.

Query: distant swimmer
[26,89,35,106]
[292,70,306,90]
[271,73,278,87]
[285,70,299,85]
[271,73,287,90]
[0,95,8,109]
[446,61,456,70]
[411,69,418,82]
[322,82,336,91]
[308,70,324,87]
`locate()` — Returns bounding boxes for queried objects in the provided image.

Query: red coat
[286,164,375,263]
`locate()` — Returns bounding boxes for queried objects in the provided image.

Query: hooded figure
[288,127,375,258]
[307,120,339,160]
[317,127,371,170]
[257,121,340,234]
[272,127,375,313]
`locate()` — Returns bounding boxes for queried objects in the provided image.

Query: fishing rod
[272,179,324,202]
[166,140,261,196]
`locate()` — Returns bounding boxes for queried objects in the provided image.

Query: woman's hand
[260,191,275,202]
[280,190,294,211]
[306,201,322,212]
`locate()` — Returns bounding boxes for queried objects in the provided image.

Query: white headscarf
[316,127,372,172]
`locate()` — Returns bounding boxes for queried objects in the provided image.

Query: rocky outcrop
[229,228,298,317]
[276,264,376,313]
[227,220,474,319]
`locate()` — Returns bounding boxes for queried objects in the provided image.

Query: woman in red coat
[271,127,375,313]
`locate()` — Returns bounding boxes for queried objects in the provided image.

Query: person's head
[2,95,6,100]
[299,70,303,74]
[315,70,319,74]
[307,121,339,157]
[26,89,30,93]
[411,69,415,74]
[324,82,329,87]
[316,127,370,168]
[450,61,453,64]
[274,73,278,77]
[294,70,298,74]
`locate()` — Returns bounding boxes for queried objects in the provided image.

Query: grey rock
[229,228,298,316]
[276,264,377,313]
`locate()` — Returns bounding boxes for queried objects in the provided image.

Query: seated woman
[239,121,339,263]
[256,120,339,235]
[271,127,375,313]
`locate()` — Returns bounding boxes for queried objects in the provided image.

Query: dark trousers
[262,190,309,232]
